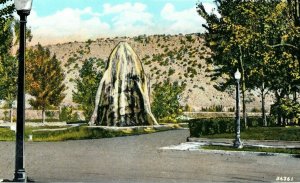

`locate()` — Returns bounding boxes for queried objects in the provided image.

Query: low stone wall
[0,109,84,121]
[0,121,69,128]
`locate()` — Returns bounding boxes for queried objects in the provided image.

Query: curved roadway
[0,129,299,182]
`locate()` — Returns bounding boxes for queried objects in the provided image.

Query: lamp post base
[233,139,243,149]
[14,169,27,183]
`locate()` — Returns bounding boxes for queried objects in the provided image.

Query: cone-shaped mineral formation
[89,42,158,126]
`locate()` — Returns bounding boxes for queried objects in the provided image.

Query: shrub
[185,104,193,112]
[188,117,264,137]
[201,105,224,112]
[65,57,76,67]
[3,111,9,121]
[189,118,236,137]
[45,111,55,118]
[251,107,261,112]
[151,79,186,122]
[168,68,175,76]
[228,107,235,112]
[59,106,73,122]
[59,106,80,122]
[86,39,93,45]
[185,34,193,42]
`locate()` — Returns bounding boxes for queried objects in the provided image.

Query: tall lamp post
[234,69,243,149]
[14,0,33,182]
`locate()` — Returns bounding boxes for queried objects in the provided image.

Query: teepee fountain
[89,42,158,126]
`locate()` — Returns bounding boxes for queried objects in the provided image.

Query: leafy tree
[258,2,300,125]
[13,19,33,46]
[26,44,66,123]
[248,1,300,126]
[0,0,14,21]
[197,0,299,126]
[151,79,185,122]
[73,57,103,120]
[0,55,17,122]
[0,1,15,122]
[197,0,257,128]
[271,98,300,125]
[0,0,32,55]
[0,18,14,57]
[0,0,14,57]
[0,1,31,122]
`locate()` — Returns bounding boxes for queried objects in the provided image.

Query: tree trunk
[42,108,46,124]
[262,93,267,126]
[59,106,62,121]
[277,116,281,126]
[241,84,247,128]
[293,90,297,102]
[261,82,267,127]
[10,107,13,123]
[239,46,247,129]
[275,91,285,126]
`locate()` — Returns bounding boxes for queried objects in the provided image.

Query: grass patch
[0,127,15,141]
[32,125,177,141]
[0,126,72,141]
[32,126,120,141]
[202,145,300,155]
[25,119,61,123]
[0,124,183,142]
[201,127,300,141]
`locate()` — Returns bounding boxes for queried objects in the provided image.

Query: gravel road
[0,129,299,182]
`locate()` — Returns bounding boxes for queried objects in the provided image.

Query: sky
[24,0,217,45]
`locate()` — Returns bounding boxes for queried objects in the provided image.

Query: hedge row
[188,117,263,137]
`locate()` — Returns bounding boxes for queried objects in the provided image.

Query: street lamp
[234,69,243,149]
[14,0,33,182]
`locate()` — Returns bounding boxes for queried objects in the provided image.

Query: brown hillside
[45,34,271,112]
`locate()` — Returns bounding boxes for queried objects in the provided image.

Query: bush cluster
[59,106,80,122]
[271,98,300,125]
[201,105,224,112]
[188,117,264,137]
[189,118,236,137]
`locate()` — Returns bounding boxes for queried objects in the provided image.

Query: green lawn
[0,126,71,141]
[0,128,15,141]
[202,145,300,155]
[201,126,300,141]
[0,124,183,142]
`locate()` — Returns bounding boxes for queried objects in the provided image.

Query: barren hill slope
[46,34,267,111]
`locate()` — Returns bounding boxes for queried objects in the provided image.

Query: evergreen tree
[73,57,103,120]
[26,44,66,123]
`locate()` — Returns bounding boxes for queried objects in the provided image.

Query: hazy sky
[24,0,217,45]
